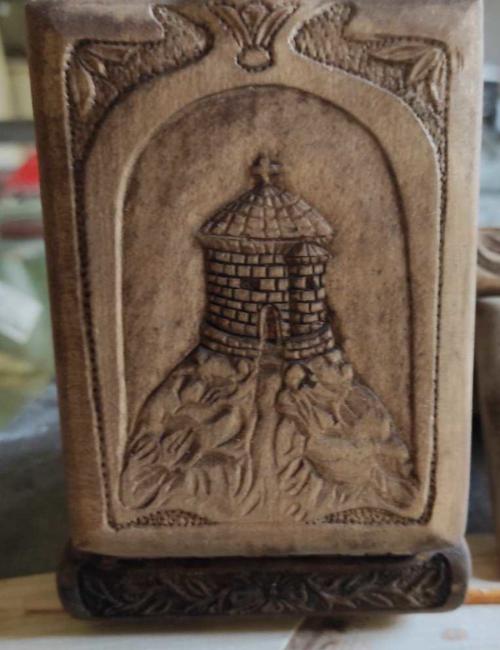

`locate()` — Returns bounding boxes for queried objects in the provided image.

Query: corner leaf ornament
[370,43,447,110]
[292,3,450,157]
[208,0,297,71]
[66,7,213,163]
[69,44,138,118]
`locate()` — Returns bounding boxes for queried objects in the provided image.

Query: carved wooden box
[27,0,482,617]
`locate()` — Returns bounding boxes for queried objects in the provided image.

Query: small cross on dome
[251,154,282,185]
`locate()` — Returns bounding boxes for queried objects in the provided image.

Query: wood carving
[81,556,449,615]
[59,545,467,618]
[60,2,453,534]
[67,6,213,162]
[291,2,452,529]
[121,156,415,521]
[292,2,449,156]
[208,0,297,71]
[28,0,480,615]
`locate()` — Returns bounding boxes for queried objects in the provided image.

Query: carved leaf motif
[371,43,429,63]
[407,49,440,84]
[373,43,443,87]
[241,2,268,32]
[69,62,96,118]
[67,6,213,147]
[210,3,251,47]
[209,0,296,71]
[79,52,107,77]
[257,6,294,47]
[371,43,446,110]
[292,2,450,179]
[86,43,137,64]
[77,555,452,617]
[429,56,447,107]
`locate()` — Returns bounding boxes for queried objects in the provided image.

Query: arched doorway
[259,305,283,345]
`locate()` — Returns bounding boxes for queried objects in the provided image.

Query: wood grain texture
[27,0,482,559]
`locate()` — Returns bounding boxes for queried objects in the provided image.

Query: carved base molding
[58,543,469,618]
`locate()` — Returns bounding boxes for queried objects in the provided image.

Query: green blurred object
[0,196,54,428]
[0,0,26,57]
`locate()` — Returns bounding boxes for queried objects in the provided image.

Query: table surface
[0,534,499,650]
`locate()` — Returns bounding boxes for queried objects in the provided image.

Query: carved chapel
[198,156,336,360]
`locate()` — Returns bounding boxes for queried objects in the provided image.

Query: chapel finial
[251,154,282,185]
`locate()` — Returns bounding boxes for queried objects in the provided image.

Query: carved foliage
[77,553,451,617]
[292,2,449,156]
[67,6,213,161]
[371,43,447,111]
[208,0,297,71]
[69,44,137,120]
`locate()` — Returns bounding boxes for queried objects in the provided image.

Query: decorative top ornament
[208,0,297,72]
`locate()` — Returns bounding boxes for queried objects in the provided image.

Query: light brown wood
[27,0,482,561]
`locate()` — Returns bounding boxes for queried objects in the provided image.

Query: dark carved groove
[58,546,468,618]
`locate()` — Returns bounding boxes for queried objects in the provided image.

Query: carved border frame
[63,1,450,534]
[58,544,469,617]
[64,5,215,530]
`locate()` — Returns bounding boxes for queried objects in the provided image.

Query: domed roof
[287,241,329,258]
[199,156,333,242]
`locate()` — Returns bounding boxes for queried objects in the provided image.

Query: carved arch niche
[76,4,441,548]
[120,85,419,524]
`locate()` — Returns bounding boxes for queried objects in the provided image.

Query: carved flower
[209,0,297,71]
[225,574,312,613]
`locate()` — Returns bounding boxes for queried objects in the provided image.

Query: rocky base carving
[121,346,415,522]
[58,543,468,618]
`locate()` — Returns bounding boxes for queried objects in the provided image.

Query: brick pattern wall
[206,249,292,339]
[284,325,335,360]
[288,260,329,336]
[201,322,335,360]
[201,323,260,359]
[201,247,334,360]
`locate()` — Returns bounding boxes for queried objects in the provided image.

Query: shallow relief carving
[208,0,297,71]
[73,551,452,617]
[66,6,213,162]
[64,5,216,530]
[64,2,444,532]
[120,156,416,523]
[291,1,451,527]
[292,2,449,158]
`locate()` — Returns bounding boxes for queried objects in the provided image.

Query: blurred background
[0,0,499,579]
